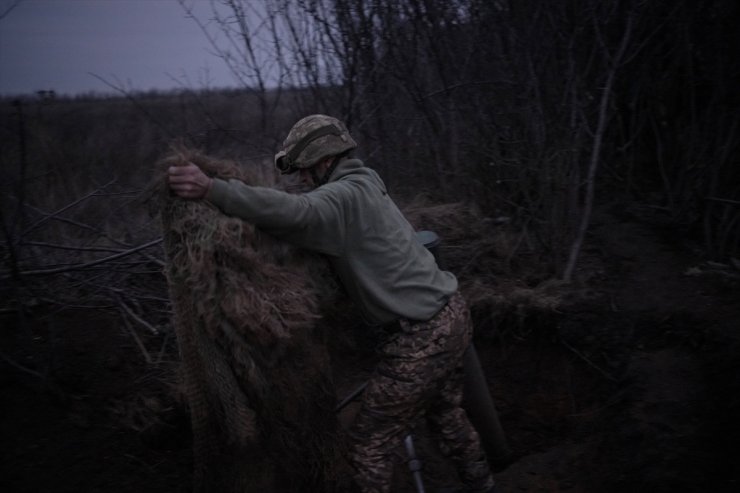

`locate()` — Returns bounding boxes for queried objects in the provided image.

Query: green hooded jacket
[206,158,457,325]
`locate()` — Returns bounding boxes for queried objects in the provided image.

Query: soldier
[168,114,498,493]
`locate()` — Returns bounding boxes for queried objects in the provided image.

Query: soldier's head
[274,114,357,187]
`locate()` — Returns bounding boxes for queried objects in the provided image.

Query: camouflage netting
[157,148,342,492]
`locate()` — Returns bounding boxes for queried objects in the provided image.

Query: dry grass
[157,146,341,492]
[403,196,565,333]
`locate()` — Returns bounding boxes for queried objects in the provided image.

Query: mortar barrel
[416,231,513,466]
[462,343,513,465]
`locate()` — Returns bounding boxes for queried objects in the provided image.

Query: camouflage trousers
[347,292,495,493]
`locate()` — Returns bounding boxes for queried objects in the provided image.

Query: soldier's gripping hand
[168,162,213,199]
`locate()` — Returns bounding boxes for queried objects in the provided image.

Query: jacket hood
[327,158,387,193]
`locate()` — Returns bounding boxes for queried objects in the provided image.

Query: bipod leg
[337,382,428,492]
[404,434,426,493]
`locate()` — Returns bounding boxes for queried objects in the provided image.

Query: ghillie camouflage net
[157,148,341,492]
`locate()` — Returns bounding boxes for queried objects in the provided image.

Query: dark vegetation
[1,0,739,492]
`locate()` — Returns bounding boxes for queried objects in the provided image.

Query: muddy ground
[2,202,739,493]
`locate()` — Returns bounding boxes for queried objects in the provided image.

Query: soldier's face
[299,167,314,187]
[299,159,332,188]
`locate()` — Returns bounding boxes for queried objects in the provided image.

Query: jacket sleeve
[206,178,346,256]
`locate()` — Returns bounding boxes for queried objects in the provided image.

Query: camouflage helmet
[274,114,357,174]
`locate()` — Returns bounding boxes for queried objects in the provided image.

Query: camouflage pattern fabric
[348,292,495,493]
[274,114,357,173]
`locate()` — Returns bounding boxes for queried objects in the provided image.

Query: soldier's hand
[168,162,213,199]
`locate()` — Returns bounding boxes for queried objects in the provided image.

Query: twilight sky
[0,0,236,96]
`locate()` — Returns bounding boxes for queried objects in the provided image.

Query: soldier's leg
[347,302,461,493]
[427,295,495,492]
[427,365,495,492]
[347,368,425,493]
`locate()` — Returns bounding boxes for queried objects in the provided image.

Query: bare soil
[2,202,739,492]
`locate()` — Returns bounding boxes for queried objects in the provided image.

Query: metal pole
[404,434,426,493]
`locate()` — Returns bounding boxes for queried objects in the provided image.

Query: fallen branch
[20,241,124,253]
[1,238,162,278]
[19,179,117,239]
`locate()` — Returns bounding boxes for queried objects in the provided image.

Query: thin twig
[117,296,160,335]
[335,381,368,412]
[118,308,153,365]
[0,347,46,381]
[155,330,172,365]
[88,74,174,139]
[705,196,740,206]
[0,0,23,21]
[561,339,618,382]
[20,241,124,253]
[4,239,162,278]
[19,179,117,239]
[24,203,113,237]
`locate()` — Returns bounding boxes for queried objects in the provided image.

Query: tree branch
[2,239,163,278]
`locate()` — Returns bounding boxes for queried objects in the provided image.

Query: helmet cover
[275,114,357,174]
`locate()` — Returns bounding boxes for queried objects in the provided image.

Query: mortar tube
[462,343,513,466]
[416,231,513,467]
